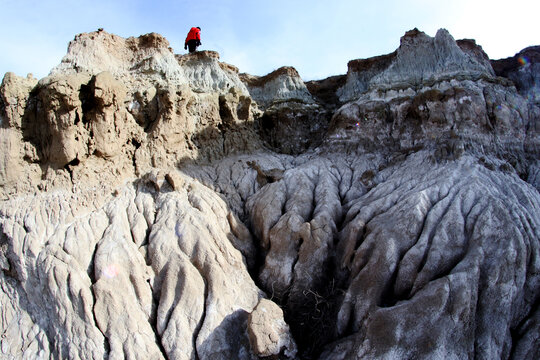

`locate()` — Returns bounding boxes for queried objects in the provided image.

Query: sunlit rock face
[0,28,539,360]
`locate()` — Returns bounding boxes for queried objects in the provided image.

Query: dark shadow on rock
[175,120,265,168]
[283,265,347,359]
[255,101,332,155]
[198,309,254,359]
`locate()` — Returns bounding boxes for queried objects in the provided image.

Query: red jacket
[185,27,201,45]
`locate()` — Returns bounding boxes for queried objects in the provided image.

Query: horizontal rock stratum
[0,28,539,359]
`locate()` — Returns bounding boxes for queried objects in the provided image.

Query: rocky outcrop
[240,67,315,110]
[0,73,41,194]
[492,46,540,105]
[328,29,539,166]
[176,51,250,95]
[338,29,496,103]
[241,67,329,154]
[1,27,540,360]
[0,30,264,200]
[248,298,297,358]
[52,31,185,84]
[306,75,347,111]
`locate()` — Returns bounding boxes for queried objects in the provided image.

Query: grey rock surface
[240,67,316,110]
[338,28,496,103]
[1,28,540,360]
[492,46,540,106]
[321,153,540,359]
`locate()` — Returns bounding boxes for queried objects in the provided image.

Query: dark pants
[187,39,199,53]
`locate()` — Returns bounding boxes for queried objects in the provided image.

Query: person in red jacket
[184,27,201,53]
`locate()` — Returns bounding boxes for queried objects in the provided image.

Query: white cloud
[446,0,540,58]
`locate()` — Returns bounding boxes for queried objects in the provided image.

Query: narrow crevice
[334,212,347,246]
[335,166,357,235]
[90,286,111,359]
[353,225,369,253]
[281,176,290,216]
[87,236,111,359]
[103,336,111,358]
[87,238,99,282]
[149,297,169,360]
[245,228,271,299]
[288,236,305,294]
[509,295,540,359]
[411,207,437,276]
[46,335,56,360]
[284,256,346,359]
[379,263,403,308]
[79,83,95,126]
[192,277,208,360]
[142,228,152,266]
[472,275,482,359]
[307,182,317,223]
[131,139,141,175]
[415,183,463,276]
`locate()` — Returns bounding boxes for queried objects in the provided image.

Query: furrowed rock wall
[0,28,539,360]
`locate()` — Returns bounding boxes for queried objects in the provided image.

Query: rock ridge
[337,28,496,102]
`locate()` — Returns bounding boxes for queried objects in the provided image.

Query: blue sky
[1,0,539,80]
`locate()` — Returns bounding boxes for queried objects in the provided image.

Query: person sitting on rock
[184,27,202,53]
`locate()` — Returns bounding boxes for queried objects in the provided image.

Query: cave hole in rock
[68,158,80,167]
[63,157,80,181]
[218,96,234,123]
[79,83,95,125]
[260,113,275,131]
[129,138,141,149]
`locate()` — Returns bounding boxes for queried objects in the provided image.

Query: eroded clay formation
[0,28,539,359]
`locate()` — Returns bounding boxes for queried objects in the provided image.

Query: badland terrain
[0,28,539,359]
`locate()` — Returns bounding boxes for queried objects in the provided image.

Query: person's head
[197,27,201,31]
